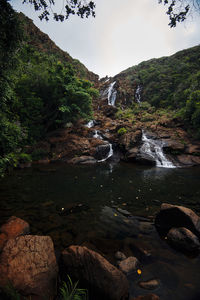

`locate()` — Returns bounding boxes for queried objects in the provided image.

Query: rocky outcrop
[62,245,129,300]
[155,203,200,238]
[167,227,200,254]
[67,156,96,164]
[0,235,58,300]
[0,216,30,250]
[155,204,200,255]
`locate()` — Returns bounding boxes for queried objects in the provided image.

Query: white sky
[11,0,200,78]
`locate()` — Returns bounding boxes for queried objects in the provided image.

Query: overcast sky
[11,0,200,78]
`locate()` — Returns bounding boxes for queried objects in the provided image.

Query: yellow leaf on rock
[137,269,142,275]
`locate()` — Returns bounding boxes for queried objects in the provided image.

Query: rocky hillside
[36,45,200,168]
[19,13,99,84]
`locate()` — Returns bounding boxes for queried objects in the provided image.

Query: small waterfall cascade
[86,120,95,128]
[97,144,113,162]
[93,130,103,140]
[141,131,176,168]
[108,81,117,106]
[135,85,142,103]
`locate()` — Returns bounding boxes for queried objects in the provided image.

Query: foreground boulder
[62,245,129,300]
[0,235,58,300]
[167,227,200,254]
[155,203,200,238]
[0,216,30,250]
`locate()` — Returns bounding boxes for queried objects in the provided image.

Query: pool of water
[1,162,200,299]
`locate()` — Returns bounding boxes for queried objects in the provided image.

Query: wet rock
[67,156,96,164]
[131,294,160,300]
[139,279,160,290]
[176,154,200,166]
[95,144,111,160]
[62,245,129,300]
[0,216,30,240]
[163,139,185,152]
[118,256,139,275]
[167,227,200,254]
[115,251,126,261]
[155,203,200,238]
[135,153,156,166]
[119,131,141,151]
[0,235,58,300]
[103,105,118,117]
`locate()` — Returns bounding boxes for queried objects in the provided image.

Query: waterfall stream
[97,144,113,162]
[108,82,117,106]
[135,85,142,103]
[141,131,176,168]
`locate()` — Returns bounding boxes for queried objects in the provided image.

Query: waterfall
[135,85,142,103]
[86,120,94,128]
[93,130,103,139]
[141,131,175,168]
[108,82,117,106]
[97,144,113,162]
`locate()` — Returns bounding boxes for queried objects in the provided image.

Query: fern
[60,275,88,300]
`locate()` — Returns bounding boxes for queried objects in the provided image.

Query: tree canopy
[22,0,95,21]
[159,0,200,27]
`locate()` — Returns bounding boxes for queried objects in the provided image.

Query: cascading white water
[86,120,94,128]
[108,82,117,106]
[97,144,113,162]
[93,130,103,139]
[135,85,142,103]
[141,131,175,168]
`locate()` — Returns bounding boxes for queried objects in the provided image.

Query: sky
[11,0,200,78]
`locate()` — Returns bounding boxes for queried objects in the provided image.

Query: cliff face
[19,13,99,84]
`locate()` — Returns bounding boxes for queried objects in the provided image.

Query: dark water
[1,162,200,300]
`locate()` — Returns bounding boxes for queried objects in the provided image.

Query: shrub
[117,127,127,135]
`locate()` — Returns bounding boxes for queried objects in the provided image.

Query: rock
[62,245,129,300]
[0,216,30,239]
[0,233,7,251]
[115,251,126,261]
[67,156,96,164]
[185,144,200,155]
[167,227,200,254]
[95,144,111,160]
[176,154,200,166]
[0,235,58,300]
[119,131,141,151]
[135,153,156,166]
[131,294,160,300]
[139,279,160,290]
[155,203,200,238]
[118,256,139,275]
[163,139,185,152]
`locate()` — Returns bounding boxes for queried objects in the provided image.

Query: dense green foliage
[0,2,98,176]
[119,45,200,136]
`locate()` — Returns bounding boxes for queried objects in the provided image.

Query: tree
[159,0,200,27]
[22,0,95,21]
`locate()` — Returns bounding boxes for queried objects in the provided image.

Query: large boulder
[0,235,58,300]
[0,216,30,239]
[62,245,129,300]
[167,227,200,254]
[0,216,30,250]
[155,203,200,238]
